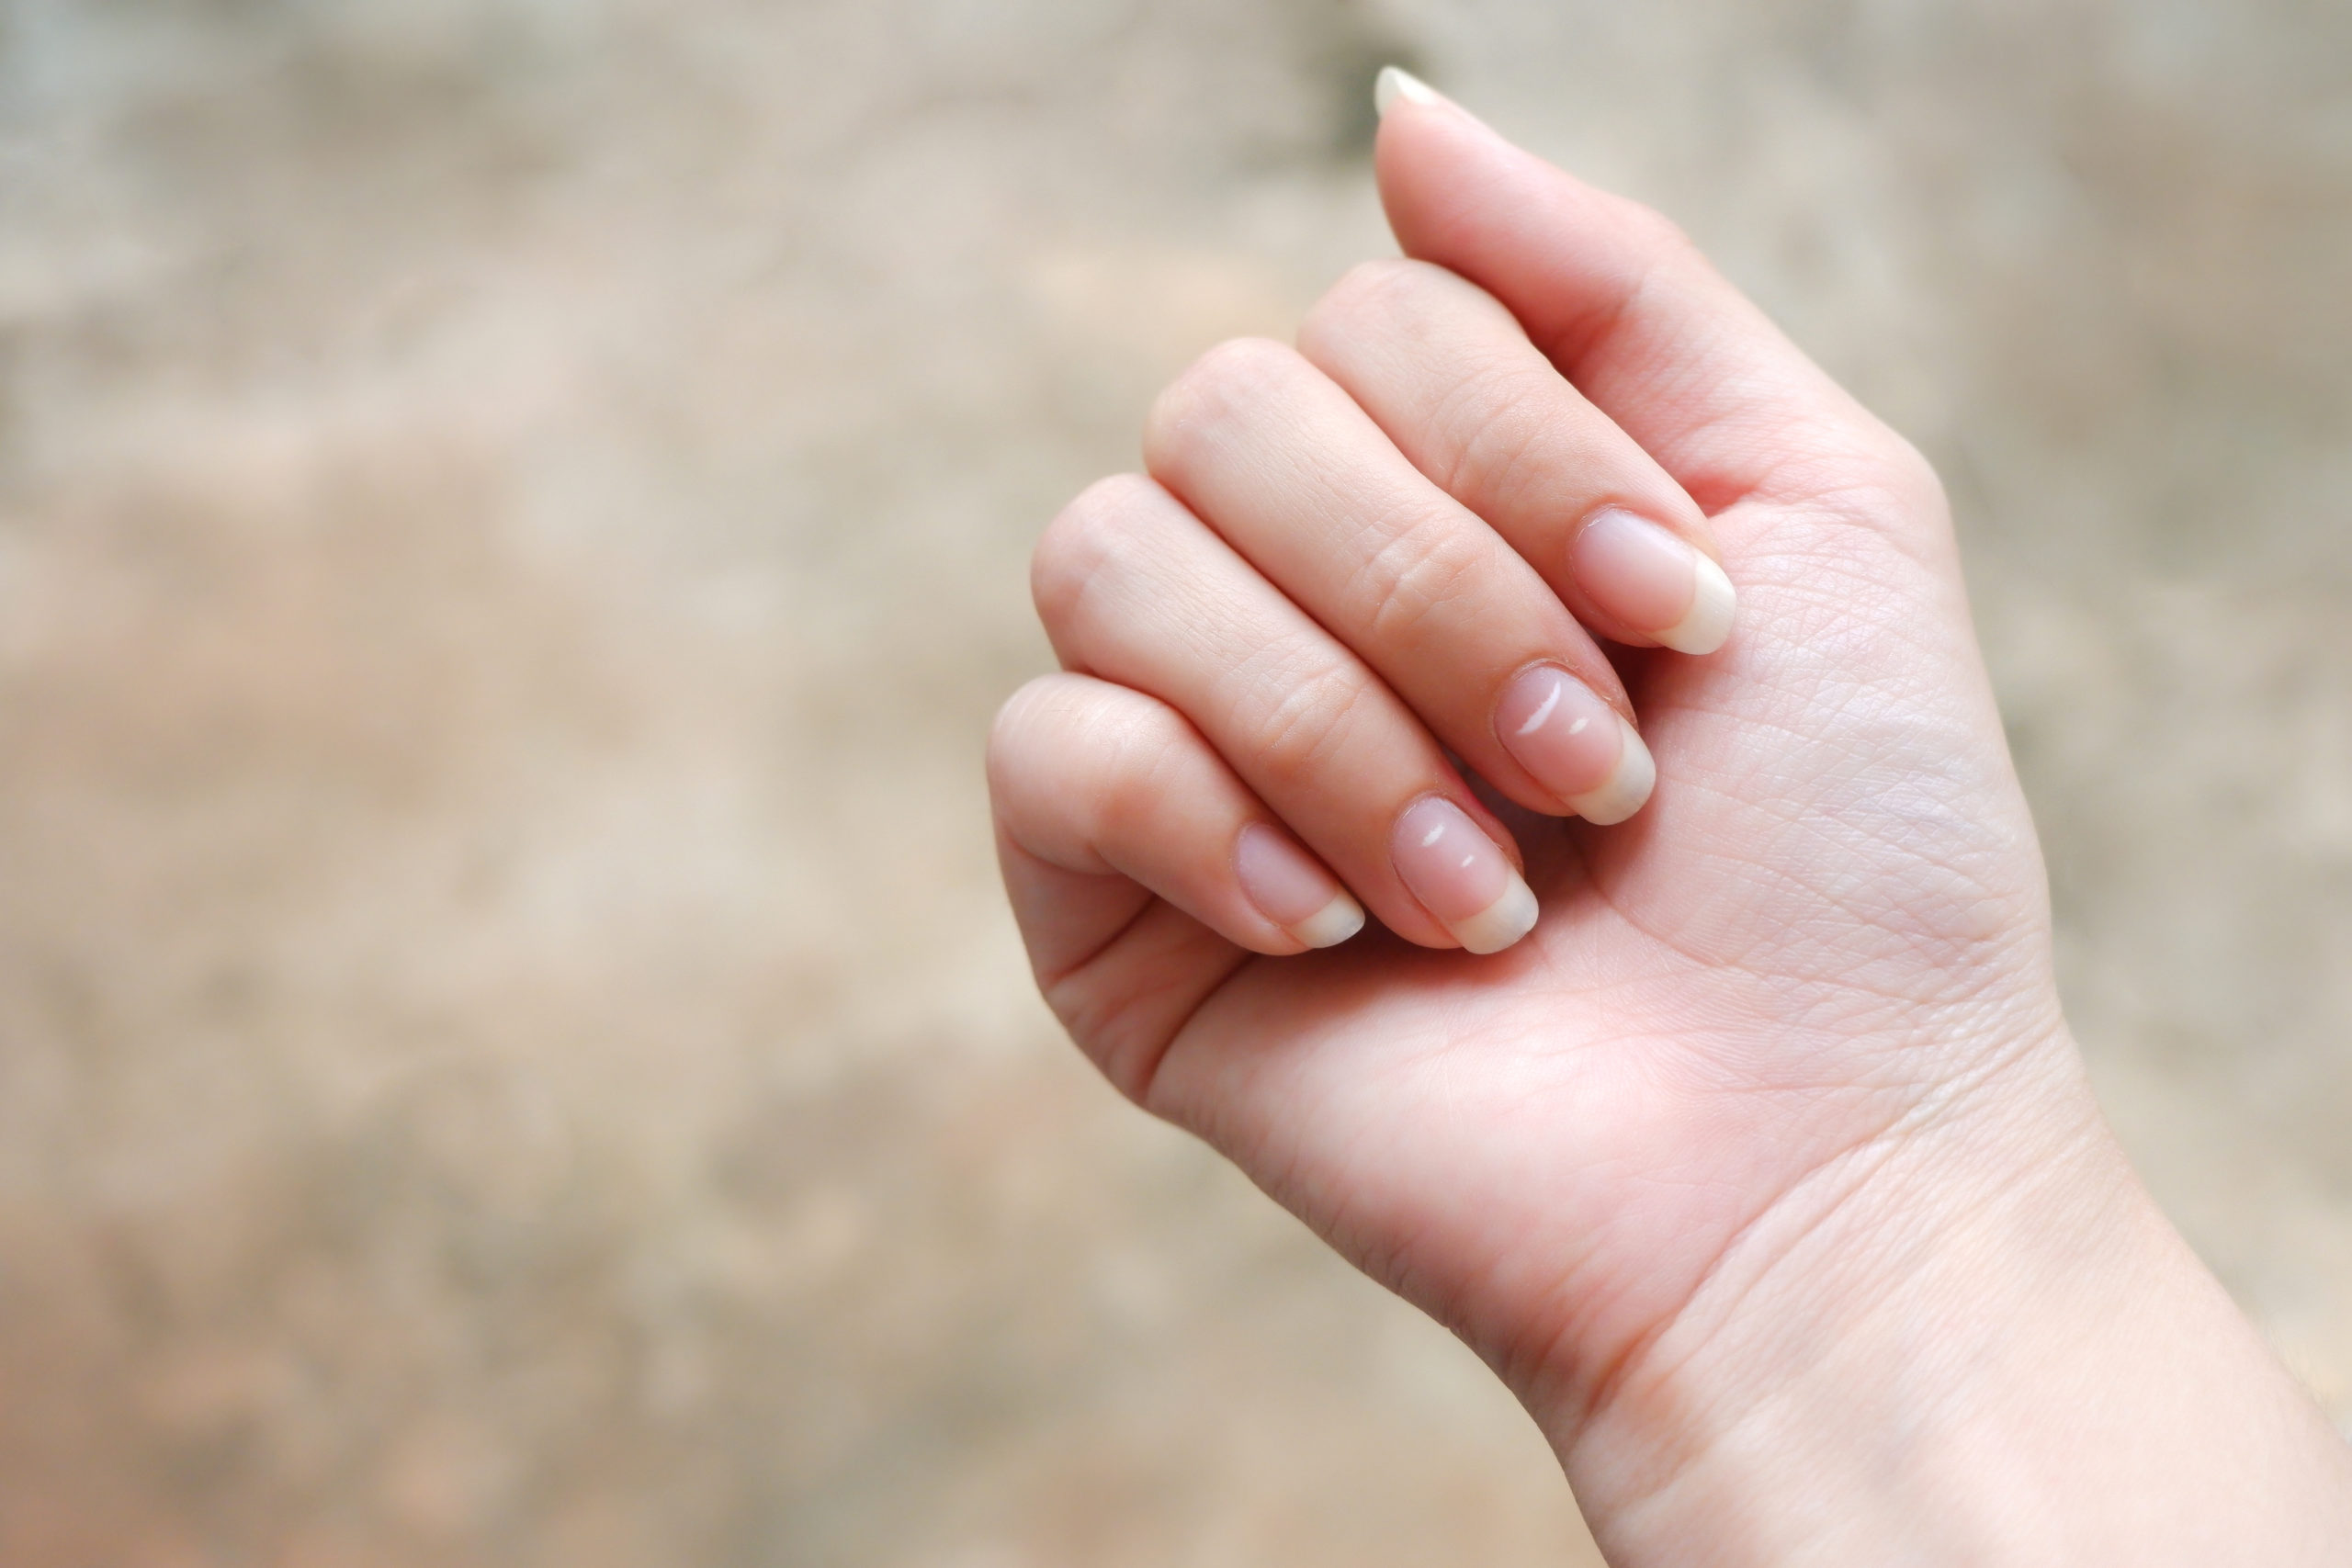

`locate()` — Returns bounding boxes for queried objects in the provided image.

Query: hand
[989,73,2352,1564]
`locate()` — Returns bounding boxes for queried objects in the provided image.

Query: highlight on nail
[1390,796,1539,955]
[1569,507,1737,657]
[1235,822,1365,950]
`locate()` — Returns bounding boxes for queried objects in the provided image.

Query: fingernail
[1495,666,1658,825]
[1391,797,1538,955]
[1374,66,1443,118]
[1237,823,1364,949]
[1569,508,1737,656]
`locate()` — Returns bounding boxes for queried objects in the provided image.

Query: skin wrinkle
[1351,503,1506,653]
[1088,711,1194,851]
[1350,287,1539,447]
[1591,1104,2112,1563]
[1348,339,1594,552]
[1676,785,2030,964]
[1149,347,1342,527]
[1492,1135,1791,1391]
[1217,643,1387,794]
[1610,974,2047,1121]
[1588,825,2026,1006]
[1145,338,1306,475]
[1430,358,1581,518]
[992,683,1134,877]
[1513,202,1690,381]
[1557,1114,1929,1457]
[1064,509,1241,662]
[1301,260,1441,370]
[1213,627,1367,728]
[1029,488,1137,657]
[1306,1032,1610,1356]
[1054,905,1252,1106]
[1034,881,1162,996]
[1555,823,2035,1044]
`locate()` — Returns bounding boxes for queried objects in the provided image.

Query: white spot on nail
[1567,716,1591,736]
[1459,854,1476,869]
[1419,824,1446,847]
[1515,679,1564,737]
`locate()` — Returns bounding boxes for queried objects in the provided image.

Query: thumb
[1372,69,1917,522]
[1369,74,2018,897]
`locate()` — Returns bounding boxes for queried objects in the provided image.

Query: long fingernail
[1391,797,1537,955]
[1570,508,1737,656]
[1237,823,1364,949]
[1495,666,1658,825]
[1374,66,1443,118]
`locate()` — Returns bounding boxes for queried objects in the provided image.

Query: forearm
[1544,1042,2352,1565]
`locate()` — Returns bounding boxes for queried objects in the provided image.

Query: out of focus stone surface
[0,0,2346,1561]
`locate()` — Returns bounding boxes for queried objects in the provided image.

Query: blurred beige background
[1,0,2349,1562]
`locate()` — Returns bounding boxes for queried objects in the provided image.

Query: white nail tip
[1290,892,1367,951]
[1450,874,1539,956]
[1374,66,1442,118]
[1658,553,1737,656]
[1568,716,1657,827]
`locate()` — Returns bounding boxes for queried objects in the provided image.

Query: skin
[987,87,2352,1563]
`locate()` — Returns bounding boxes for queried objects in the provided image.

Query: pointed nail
[1570,508,1737,656]
[1495,666,1657,824]
[1374,66,1443,119]
[1237,823,1365,950]
[1391,797,1538,955]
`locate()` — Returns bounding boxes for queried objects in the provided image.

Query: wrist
[1538,1033,2352,1565]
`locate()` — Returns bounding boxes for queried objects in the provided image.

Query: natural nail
[1391,797,1538,955]
[1495,665,1657,825]
[1374,66,1443,118]
[1570,507,1737,656]
[1237,823,1364,950]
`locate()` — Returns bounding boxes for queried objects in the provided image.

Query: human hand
[989,71,2352,1564]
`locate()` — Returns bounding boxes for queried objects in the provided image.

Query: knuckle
[1440,369,1558,507]
[1614,193,1698,261]
[1355,513,1490,648]
[1030,473,1159,630]
[1091,705,1192,843]
[1302,259,1510,367]
[985,673,1084,806]
[1144,336,1305,469]
[989,675,1193,852]
[986,674,1070,773]
[1237,642,1383,793]
[1878,433,1949,512]
[1306,257,1432,334]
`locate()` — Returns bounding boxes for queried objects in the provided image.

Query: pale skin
[987,71,2352,1564]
